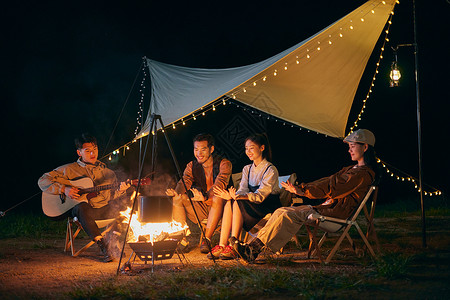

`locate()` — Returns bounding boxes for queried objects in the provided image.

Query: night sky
[2,0,449,215]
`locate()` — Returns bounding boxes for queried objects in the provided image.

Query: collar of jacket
[76,158,105,168]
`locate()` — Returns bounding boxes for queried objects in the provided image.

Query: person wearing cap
[234,129,379,262]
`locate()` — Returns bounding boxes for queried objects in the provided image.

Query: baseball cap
[344,129,375,146]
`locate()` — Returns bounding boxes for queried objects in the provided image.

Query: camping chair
[304,185,378,264]
[64,217,116,257]
[243,173,297,244]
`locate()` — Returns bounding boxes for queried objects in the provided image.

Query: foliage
[68,265,368,299]
[369,252,410,279]
[0,212,66,239]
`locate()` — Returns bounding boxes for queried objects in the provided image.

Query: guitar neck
[80,182,121,194]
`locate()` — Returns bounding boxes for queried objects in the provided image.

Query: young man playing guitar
[38,133,131,262]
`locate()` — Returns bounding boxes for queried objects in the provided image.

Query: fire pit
[119,196,188,272]
[128,235,182,262]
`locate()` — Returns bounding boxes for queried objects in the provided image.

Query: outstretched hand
[280,181,297,194]
[190,188,205,202]
[213,186,236,200]
[166,188,180,198]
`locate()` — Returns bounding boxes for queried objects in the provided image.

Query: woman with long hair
[235,129,380,262]
[209,133,282,260]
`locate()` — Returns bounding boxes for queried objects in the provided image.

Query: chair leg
[355,223,376,257]
[64,218,73,255]
[344,232,356,252]
[306,223,323,262]
[325,224,352,264]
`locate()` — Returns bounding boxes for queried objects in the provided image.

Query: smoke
[140,173,176,196]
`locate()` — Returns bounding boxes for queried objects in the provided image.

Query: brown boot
[96,238,113,262]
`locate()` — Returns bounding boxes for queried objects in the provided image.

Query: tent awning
[138,0,396,139]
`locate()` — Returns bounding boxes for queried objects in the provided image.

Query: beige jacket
[38,158,122,208]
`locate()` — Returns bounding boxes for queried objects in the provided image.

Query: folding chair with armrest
[305,185,378,264]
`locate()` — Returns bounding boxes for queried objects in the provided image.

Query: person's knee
[173,194,187,207]
[271,206,289,218]
[211,196,225,208]
[72,202,91,217]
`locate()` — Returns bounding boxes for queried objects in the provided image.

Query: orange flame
[120,207,187,243]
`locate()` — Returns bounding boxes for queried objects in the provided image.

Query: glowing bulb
[253,82,257,86]
[274,70,277,76]
[361,18,364,22]
[350,25,354,30]
[126,146,130,150]
[263,76,267,81]
[212,105,216,111]
[202,112,205,116]
[193,114,196,120]
[172,124,176,129]
[371,10,375,14]
[109,155,112,161]
[339,33,343,38]
[306,54,310,59]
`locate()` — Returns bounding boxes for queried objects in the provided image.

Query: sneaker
[235,242,260,263]
[219,245,237,260]
[96,238,113,262]
[206,245,224,259]
[200,238,211,254]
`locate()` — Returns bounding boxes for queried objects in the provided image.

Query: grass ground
[0,198,449,299]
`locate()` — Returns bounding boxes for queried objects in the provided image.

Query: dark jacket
[294,165,375,219]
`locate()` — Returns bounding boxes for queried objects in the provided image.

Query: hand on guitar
[63,186,81,200]
[119,180,131,192]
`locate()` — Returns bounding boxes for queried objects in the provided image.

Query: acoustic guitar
[42,177,151,217]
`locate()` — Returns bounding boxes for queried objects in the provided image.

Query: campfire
[120,206,187,243]
[119,195,188,264]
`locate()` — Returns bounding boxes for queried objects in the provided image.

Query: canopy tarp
[138,0,396,139]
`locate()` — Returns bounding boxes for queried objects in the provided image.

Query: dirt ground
[1,216,449,299]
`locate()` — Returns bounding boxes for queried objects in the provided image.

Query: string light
[349,7,397,132]
[134,58,148,136]
[102,1,409,163]
[377,158,442,197]
[223,1,398,127]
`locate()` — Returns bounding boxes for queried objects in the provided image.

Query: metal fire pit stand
[124,237,190,273]
[117,114,215,275]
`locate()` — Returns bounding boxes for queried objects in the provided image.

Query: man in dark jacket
[166,133,232,253]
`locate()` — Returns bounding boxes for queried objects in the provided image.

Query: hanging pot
[137,196,173,223]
